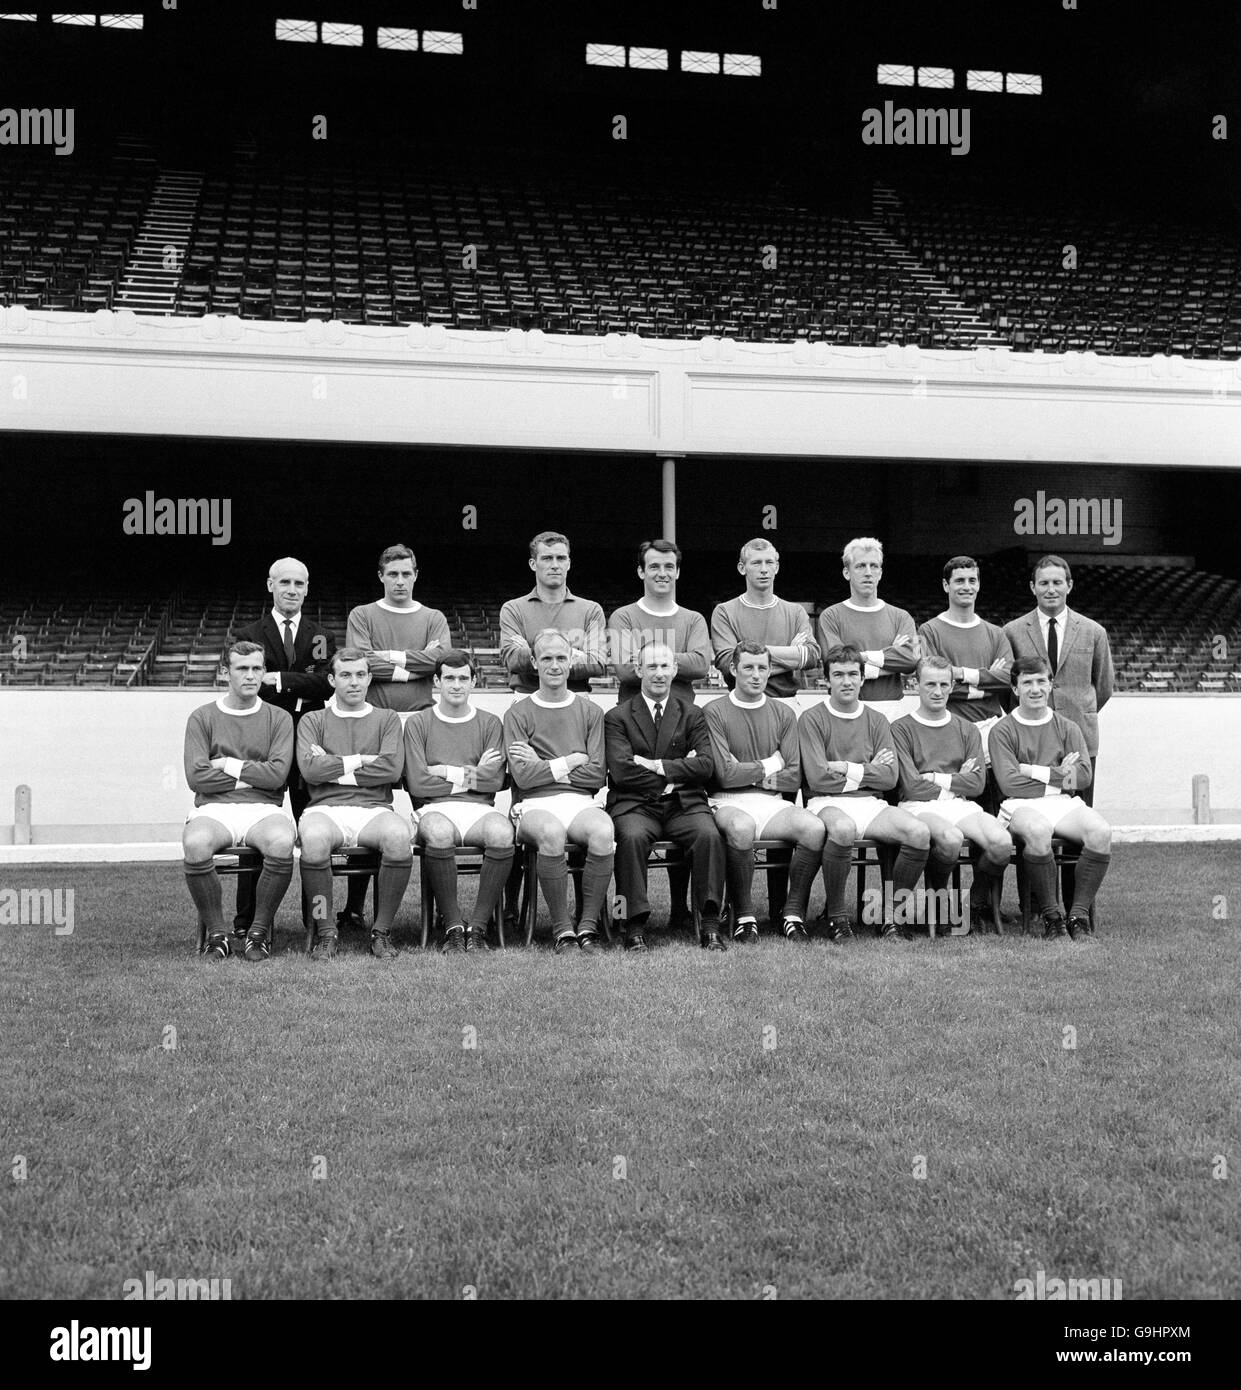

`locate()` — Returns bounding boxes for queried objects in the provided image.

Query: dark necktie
[652,701,663,739]
[1046,616,1058,673]
[283,619,296,666]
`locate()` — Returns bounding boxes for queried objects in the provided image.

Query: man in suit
[231,556,336,933]
[604,642,726,952]
[1003,554,1114,807]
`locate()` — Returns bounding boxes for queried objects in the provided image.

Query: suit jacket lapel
[262,614,289,670]
[654,698,679,758]
[630,696,657,755]
[1058,612,1078,667]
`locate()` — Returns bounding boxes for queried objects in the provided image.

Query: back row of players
[181,534,1114,958]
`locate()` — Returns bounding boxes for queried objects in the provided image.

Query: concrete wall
[1,690,1237,843]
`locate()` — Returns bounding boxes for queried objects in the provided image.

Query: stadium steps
[113,170,204,315]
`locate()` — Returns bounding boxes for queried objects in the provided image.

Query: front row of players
[183,635,1111,958]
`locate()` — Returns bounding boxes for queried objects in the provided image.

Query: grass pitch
[1,844,1237,1300]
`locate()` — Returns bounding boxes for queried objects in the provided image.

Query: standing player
[231,555,336,937]
[1003,554,1113,804]
[499,531,608,695]
[608,539,713,699]
[182,641,295,962]
[404,649,514,954]
[605,643,725,951]
[817,537,918,710]
[503,629,615,954]
[989,656,1112,941]
[705,643,825,944]
[891,655,1014,933]
[798,644,930,941]
[341,543,450,932]
[710,539,821,700]
[296,648,411,960]
[916,556,1013,750]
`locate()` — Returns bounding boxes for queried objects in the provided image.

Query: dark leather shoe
[702,929,727,951]
[1065,913,1090,941]
[625,931,647,952]
[578,933,600,955]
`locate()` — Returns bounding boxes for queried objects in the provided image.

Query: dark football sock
[537,852,572,937]
[784,844,819,920]
[468,845,514,931]
[925,846,957,893]
[185,859,225,935]
[891,843,929,897]
[423,845,463,926]
[820,839,853,917]
[1025,849,1059,916]
[1069,848,1110,917]
[577,850,614,936]
[299,857,334,933]
[372,855,412,933]
[344,871,370,917]
[725,845,755,920]
[252,854,293,931]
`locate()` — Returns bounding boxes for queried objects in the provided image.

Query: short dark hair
[529,530,570,559]
[639,538,681,567]
[1010,654,1052,687]
[733,640,770,666]
[823,643,863,671]
[330,646,370,675]
[1032,553,1072,583]
[221,640,265,670]
[942,555,980,582]
[378,544,416,571]
[434,648,476,678]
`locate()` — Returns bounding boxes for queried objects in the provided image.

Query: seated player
[182,641,295,962]
[891,655,1014,934]
[817,538,918,713]
[704,642,824,944]
[604,642,725,951]
[798,644,930,942]
[404,649,514,954]
[710,538,821,700]
[295,648,411,959]
[503,629,615,954]
[989,656,1111,941]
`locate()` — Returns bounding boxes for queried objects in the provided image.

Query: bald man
[231,556,338,932]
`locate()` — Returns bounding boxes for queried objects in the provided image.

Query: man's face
[380,559,417,606]
[531,544,570,590]
[268,563,308,617]
[639,646,676,701]
[918,666,953,714]
[434,662,476,712]
[330,659,372,708]
[226,652,265,702]
[534,638,571,692]
[943,566,979,611]
[1015,669,1052,714]
[640,550,679,601]
[735,651,771,698]
[828,661,862,710]
[738,547,778,593]
[1031,564,1072,616]
[844,550,883,600]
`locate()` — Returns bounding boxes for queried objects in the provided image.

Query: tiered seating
[0,590,167,688]
[0,153,159,314]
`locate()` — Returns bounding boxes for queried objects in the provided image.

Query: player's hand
[760,773,779,790]
[427,764,448,780]
[261,673,279,687]
[873,749,895,766]
[919,773,940,785]
[309,743,327,757]
[476,749,504,772]
[960,756,980,776]
[568,647,587,666]
[566,751,590,771]
[634,755,659,773]
[359,754,379,766]
[894,634,920,657]
[989,657,1009,673]
[1055,752,1081,777]
[825,760,848,774]
[507,741,537,766]
[209,756,228,771]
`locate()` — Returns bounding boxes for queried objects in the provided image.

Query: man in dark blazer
[231,556,336,932]
[1003,554,1114,806]
[604,643,726,951]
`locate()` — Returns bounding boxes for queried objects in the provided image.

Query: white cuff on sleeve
[337,772,359,787]
[861,650,883,666]
[962,667,980,687]
[446,765,466,794]
[760,754,782,777]
[549,756,571,783]
[391,666,411,682]
[391,650,407,669]
[222,757,245,780]
[933,772,953,791]
[342,753,363,774]
[1029,764,1052,784]
[843,762,864,794]
[863,662,882,682]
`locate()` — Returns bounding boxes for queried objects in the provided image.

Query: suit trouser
[612,802,725,924]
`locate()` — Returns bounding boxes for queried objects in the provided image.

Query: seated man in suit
[296,648,411,960]
[503,629,614,955]
[182,641,295,962]
[705,642,825,944]
[231,555,335,935]
[404,649,513,954]
[988,656,1111,942]
[891,654,1013,934]
[604,642,725,952]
